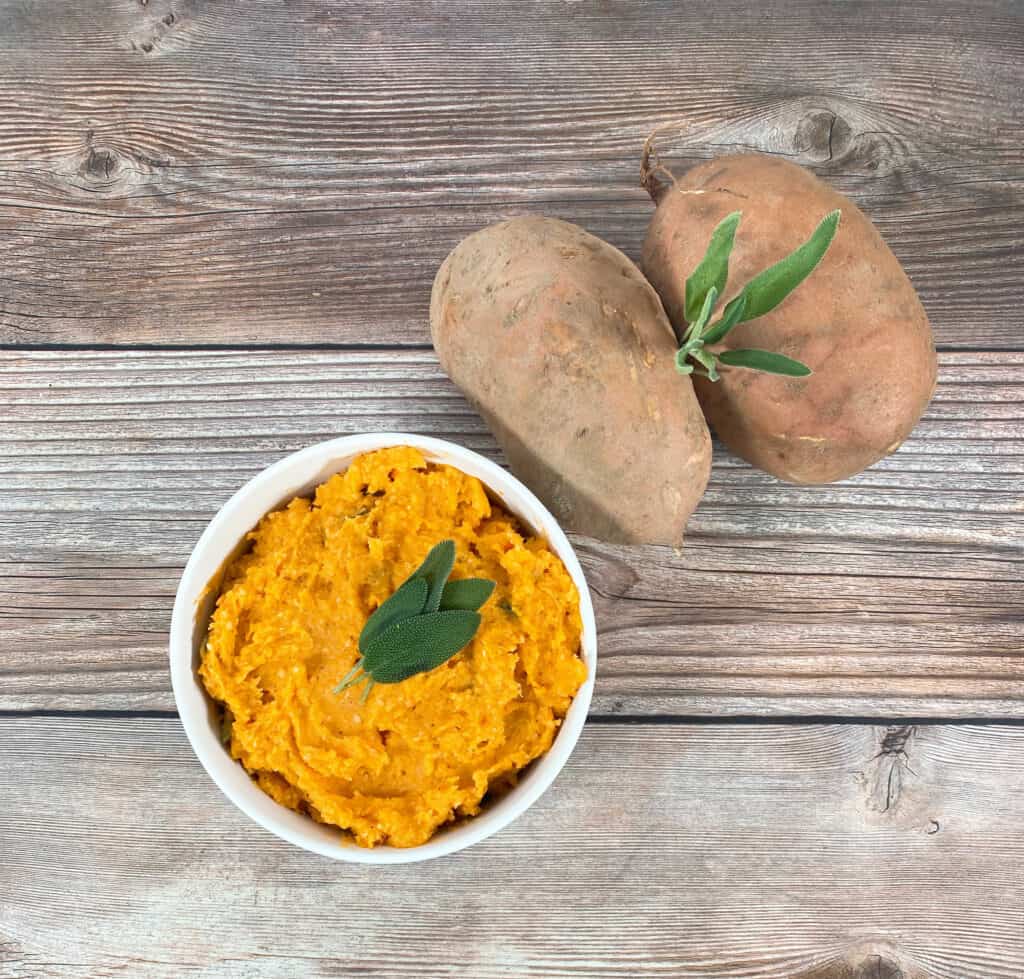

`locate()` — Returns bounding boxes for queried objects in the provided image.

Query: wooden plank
[1,349,1021,716]
[1,717,1022,978]
[0,0,1021,346]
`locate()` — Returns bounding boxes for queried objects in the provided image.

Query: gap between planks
[1,343,1023,354]
[3,709,1024,727]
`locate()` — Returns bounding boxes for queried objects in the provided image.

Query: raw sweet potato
[430,216,711,546]
[641,151,937,484]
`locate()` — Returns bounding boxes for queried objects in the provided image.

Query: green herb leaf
[722,209,840,324]
[358,576,429,651]
[718,348,813,377]
[684,211,741,324]
[689,346,720,382]
[440,578,496,611]
[674,352,695,375]
[338,539,496,701]
[410,539,456,613]
[701,292,748,345]
[219,708,234,745]
[334,661,368,695]
[360,610,481,683]
[684,285,719,345]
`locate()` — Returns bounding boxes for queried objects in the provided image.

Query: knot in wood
[878,725,914,757]
[82,146,120,183]
[78,132,166,191]
[797,945,911,979]
[793,107,853,164]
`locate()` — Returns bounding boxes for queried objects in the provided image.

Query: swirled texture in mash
[199,446,586,847]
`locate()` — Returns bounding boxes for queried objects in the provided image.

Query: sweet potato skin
[430,216,711,546]
[642,154,937,484]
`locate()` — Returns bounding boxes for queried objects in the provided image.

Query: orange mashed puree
[199,446,586,848]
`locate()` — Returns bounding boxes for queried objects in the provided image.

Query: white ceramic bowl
[169,432,597,864]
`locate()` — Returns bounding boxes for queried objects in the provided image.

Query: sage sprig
[335,539,495,702]
[675,209,840,381]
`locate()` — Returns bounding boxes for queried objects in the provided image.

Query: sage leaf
[689,346,720,381]
[339,539,495,700]
[722,209,840,324]
[701,292,748,345]
[440,578,496,611]
[684,211,741,324]
[718,348,812,377]
[360,610,481,683]
[358,576,428,651]
[335,661,365,692]
[674,350,695,375]
[411,539,456,613]
[685,285,719,345]
[219,708,234,745]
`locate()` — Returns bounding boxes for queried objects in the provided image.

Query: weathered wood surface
[1,349,1021,716]
[1,3,1023,977]
[0,0,1021,346]
[2,718,1022,979]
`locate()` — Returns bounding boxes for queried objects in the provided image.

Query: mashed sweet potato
[199,446,586,848]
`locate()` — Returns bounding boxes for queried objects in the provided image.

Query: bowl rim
[169,432,597,864]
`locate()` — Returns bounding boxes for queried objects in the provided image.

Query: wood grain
[1,717,1022,978]
[2,5,1022,977]
[0,0,1021,346]
[1,348,1020,716]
